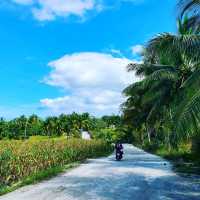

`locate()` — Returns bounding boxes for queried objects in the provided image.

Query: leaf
[176,89,200,138]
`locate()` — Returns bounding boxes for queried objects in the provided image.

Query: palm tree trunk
[147,131,151,143]
[167,131,171,151]
[141,131,144,145]
[145,124,151,143]
[147,127,151,143]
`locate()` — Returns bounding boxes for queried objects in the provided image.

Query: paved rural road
[1,144,200,200]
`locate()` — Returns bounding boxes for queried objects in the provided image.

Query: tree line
[0,113,124,141]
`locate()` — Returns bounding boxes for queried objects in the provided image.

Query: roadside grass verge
[155,148,200,175]
[141,142,200,175]
[0,162,80,196]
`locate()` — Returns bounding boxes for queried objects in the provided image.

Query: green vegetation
[141,140,200,175]
[0,137,113,195]
[121,0,200,174]
[0,162,80,196]
[0,113,128,143]
[0,113,123,195]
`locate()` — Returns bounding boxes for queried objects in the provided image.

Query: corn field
[0,138,113,187]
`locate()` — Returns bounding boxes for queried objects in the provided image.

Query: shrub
[192,136,200,161]
[93,127,128,143]
[142,139,162,152]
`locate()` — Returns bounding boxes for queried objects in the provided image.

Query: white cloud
[40,89,123,115]
[44,52,135,90]
[131,44,144,56]
[11,0,101,21]
[10,0,144,21]
[41,52,139,116]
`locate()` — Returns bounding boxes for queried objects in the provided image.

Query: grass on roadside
[0,162,80,196]
[155,148,200,175]
[141,142,200,175]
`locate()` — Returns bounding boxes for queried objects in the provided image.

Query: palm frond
[141,79,173,106]
[178,15,200,34]
[146,97,165,124]
[147,33,200,65]
[141,89,163,106]
[141,68,178,89]
[178,0,200,18]
[123,81,147,96]
[181,68,200,88]
[127,63,177,76]
[176,90,200,138]
[127,63,146,76]
[173,69,200,125]
[147,33,175,56]
[178,0,200,35]
[173,68,200,138]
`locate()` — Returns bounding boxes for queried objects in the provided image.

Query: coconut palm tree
[123,62,178,143]
[123,16,200,144]
[146,18,200,139]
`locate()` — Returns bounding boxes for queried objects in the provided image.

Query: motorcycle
[116,149,123,161]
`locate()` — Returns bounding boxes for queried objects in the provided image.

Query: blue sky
[0,0,177,118]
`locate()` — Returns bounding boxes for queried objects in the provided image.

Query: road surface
[1,144,200,200]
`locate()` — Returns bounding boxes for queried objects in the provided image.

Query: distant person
[115,142,123,161]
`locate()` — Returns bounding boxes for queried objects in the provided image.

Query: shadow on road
[43,145,200,200]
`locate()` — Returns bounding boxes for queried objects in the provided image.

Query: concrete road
[1,144,200,200]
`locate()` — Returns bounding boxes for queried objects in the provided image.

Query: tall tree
[122,16,200,144]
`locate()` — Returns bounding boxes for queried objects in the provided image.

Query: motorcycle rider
[115,142,123,160]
